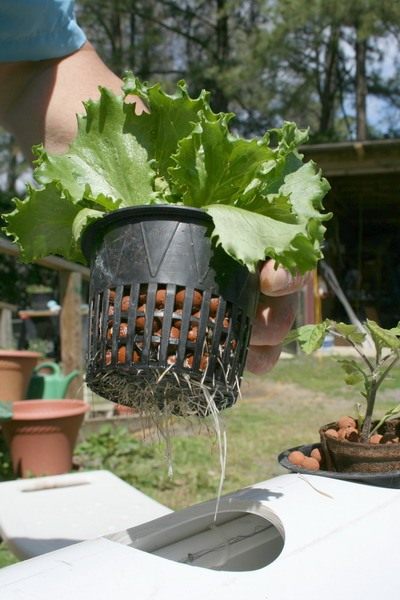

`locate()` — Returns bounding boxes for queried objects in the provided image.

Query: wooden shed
[302,138,400,328]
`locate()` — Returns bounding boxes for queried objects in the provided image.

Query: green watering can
[0,401,12,420]
[26,362,80,400]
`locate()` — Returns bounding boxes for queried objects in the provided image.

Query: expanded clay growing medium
[88,283,247,415]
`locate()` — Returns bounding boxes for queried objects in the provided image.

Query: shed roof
[301,138,400,227]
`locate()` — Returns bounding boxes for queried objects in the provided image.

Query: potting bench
[0,301,17,348]
[0,238,89,399]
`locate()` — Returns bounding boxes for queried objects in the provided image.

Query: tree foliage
[76,0,400,140]
[1,0,400,305]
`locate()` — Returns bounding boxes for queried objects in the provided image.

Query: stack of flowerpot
[0,352,88,477]
[0,349,40,405]
[1,399,88,478]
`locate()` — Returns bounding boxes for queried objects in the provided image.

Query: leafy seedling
[286,319,400,441]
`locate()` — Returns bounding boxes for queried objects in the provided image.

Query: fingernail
[264,268,294,294]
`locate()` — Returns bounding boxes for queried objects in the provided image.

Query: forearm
[0,43,144,159]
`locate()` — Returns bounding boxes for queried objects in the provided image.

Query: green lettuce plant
[287,319,400,442]
[4,74,330,272]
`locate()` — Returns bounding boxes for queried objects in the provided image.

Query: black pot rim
[81,204,213,261]
[278,443,400,485]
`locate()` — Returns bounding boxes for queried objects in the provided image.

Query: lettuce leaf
[5,183,84,262]
[169,113,330,272]
[3,75,331,272]
[122,74,213,179]
[169,111,276,208]
[205,204,324,273]
[35,87,156,207]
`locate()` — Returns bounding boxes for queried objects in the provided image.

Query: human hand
[246,260,311,374]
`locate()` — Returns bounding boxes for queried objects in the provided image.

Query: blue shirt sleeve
[0,0,87,62]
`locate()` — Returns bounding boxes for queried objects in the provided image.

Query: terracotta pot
[114,404,136,416]
[1,399,89,477]
[320,419,400,474]
[0,350,41,404]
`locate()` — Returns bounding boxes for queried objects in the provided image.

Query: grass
[1,354,400,568]
[0,544,17,569]
[267,353,400,398]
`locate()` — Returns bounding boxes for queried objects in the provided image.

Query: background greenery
[76,0,400,140]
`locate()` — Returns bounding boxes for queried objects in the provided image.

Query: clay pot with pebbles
[318,418,400,475]
[81,205,259,417]
[285,417,400,476]
[281,418,400,488]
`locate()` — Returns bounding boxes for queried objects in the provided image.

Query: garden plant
[284,319,400,478]
[3,75,331,495]
[3,74,330,416]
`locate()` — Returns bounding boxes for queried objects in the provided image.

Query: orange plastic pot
[114,404,136,416]
[0,350,41,404]
[1,399,89,477]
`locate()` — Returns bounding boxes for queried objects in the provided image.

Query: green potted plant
[280,319,400,486]
[3,74,330,418]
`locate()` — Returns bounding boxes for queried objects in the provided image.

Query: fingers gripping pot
[81,206,259,416]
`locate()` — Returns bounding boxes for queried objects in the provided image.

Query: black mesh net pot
[81,205,259,416]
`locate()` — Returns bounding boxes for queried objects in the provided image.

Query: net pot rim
[81,205,213,261]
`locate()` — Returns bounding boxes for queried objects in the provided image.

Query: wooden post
[59,272,84,399]
[0,301,17,348]
[297,272,316,327]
